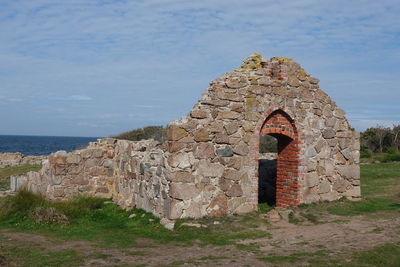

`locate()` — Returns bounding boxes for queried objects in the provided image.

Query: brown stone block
[169,183,199,200]
[170,171,195,183]
[167,124,188,141]
[219,177,233,192]
[231,103,244,113]
[217,91,242,102]
[190,109,209,119]
[209,122,225,133]
[95,187,109,193]
[93,149,105,158]
[208,192,228,217]
[194,142,215,159]
[226,184,243,197]
[258,77,275,86]
[224,122,239,135]
[222,169,241,181]
[244,112,259,121]
[53,188,65,198]
[288,76,301,87]
[217,111,241,120]
[89,167,108,176]
[66,154,81,164]
[168,198,184,219]
[201,99,229,107]
[226,156,242,170]
[322,128,335,139]
[168,141,185,153]
[54,164,67,175]
[72,175,89,185]
[54,156,66,165]
[215,133,229,144]
[194,128,211,142]
[233,141,249,156]
[225,76,248,89]
[185,201,202,219]
[68,164,83,175]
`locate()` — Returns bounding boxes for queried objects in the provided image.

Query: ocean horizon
[0,135,101,156]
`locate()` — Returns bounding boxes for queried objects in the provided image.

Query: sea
[0,135,100,156]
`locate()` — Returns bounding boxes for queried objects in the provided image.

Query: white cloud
[69,95,92,101]
[0,0,399,136]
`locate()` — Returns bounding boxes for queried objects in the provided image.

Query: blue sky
[0,0,399,137]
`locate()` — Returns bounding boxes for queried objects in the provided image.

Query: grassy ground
[288,162,400,220]
[0,164,41,190]
[0,162,399,266]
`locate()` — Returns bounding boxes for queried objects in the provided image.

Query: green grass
[0,164,42,191]
[382,152,400,163]
[0,162,400,265]
[260,250,330,263]
[328,162,400,216]
[166,255,229,266]
[259,243,400,266]
[291,162,400,218]
[348,242,400,267]
[0,245,83,267]
[361,151,400,164]
[258,202,274,213]
[0,190,269,248]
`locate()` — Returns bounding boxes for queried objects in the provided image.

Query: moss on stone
[271,57,293,63]
[241,53,264,71]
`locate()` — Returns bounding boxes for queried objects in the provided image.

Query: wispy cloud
[49,95,92,101]
[0,0,399,135]
[69,95,92,101]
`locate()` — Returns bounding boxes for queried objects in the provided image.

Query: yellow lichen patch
[271,56,293,63]
[241,53,264,71]
[245,95,257,111]
[297,68,308,81]
[107,183,116,193]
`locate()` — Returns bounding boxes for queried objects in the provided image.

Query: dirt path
[1,213,400,266]
[250,215,400,256]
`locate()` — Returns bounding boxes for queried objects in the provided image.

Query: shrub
[0,190,106,225]
[112,126,167,142]
[54,195,105,219]
[381,153,400,163]
[360,149,372,159]
[0,189,47,221]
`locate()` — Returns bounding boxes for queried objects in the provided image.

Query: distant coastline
[0,135,100,156]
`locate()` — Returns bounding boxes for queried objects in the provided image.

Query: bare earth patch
[1,212,399,266]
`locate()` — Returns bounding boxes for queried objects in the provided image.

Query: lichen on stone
[271,56,293,63]
[240,53,264,71]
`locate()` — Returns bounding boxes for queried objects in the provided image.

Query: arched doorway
[258,110,300,207]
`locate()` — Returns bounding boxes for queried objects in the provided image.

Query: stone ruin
[14,54,360,219]
[0,152,46,168]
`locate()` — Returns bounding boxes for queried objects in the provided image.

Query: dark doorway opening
[259,109,300,207]
[258,159,277,206]
[258,134,278,206]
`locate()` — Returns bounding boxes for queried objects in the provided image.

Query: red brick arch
[260,109,300,207]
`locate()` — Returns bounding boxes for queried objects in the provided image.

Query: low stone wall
[0,152,46,168]
[16,138,170,218]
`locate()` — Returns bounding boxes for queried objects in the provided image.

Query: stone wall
[16,138,171,218]
[15,54,360,220]
[164,54,360,218]
[0,152,46,168]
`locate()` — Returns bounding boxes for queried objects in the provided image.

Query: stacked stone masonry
[15,54,360,219]
[0,152,46,168]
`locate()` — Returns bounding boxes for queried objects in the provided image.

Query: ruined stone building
[16,54,360,219]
